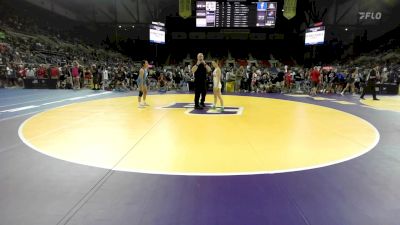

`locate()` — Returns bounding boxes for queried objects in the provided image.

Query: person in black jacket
[191,53,211,109]
[360,65,380,100]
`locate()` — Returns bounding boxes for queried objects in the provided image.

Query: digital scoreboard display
[150,22,166,44]
[305,26,325,46]
[196,1,277,28]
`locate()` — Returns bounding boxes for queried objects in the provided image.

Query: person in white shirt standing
[26,66,36,78]
[102,66,109,90]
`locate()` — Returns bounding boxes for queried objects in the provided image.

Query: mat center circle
[20,94,379,175]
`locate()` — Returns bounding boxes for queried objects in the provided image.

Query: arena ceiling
[23,0,178,24]
[24,0,400,25]
[22,0,399,40]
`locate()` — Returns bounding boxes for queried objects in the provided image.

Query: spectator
[102,66,109,90]
[158,72,167,92]
[92,64,101,90]
[310,66,320,96]
[71,62,80,90]
[26,66,35,78]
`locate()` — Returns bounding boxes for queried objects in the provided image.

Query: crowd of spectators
[1,46,399,95]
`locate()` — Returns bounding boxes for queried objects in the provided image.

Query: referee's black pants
[360,82,377,99]
[194,82,207,107]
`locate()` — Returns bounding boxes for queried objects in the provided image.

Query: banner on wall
[179,0,192,19]
[283,0,297,20]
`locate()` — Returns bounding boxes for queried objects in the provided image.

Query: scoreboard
[305,26,325,46]
[196,1,277,28]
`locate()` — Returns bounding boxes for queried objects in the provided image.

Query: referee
[191,53,211,109]
[360,64,380,101]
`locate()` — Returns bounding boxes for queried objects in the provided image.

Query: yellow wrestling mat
[19,94,379,175]
[361,96,400,113]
